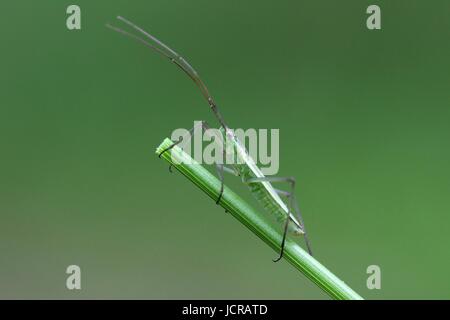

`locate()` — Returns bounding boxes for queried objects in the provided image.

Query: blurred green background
[1,0,450,299]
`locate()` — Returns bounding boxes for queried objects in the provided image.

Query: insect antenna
[106,16,228,130]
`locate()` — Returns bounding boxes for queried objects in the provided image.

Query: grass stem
[156,138,363,300]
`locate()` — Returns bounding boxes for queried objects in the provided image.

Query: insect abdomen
[246,181,303,236]
[248,182,285,222]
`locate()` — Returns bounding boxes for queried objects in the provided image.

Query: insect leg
[222,166,238,176]
[201,123,228,205]
[273,210,292,262]
[215,161,225,205]
[158,123,200,173]
[158,121,229,204]
[273,188,313,257]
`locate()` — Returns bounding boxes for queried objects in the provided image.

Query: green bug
[107,16,312,261]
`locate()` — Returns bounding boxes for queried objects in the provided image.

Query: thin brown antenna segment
[107,16,229,129]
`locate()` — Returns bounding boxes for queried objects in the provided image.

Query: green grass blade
[156,138,363,300]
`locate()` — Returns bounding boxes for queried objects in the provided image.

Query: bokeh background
[1,0,450,299]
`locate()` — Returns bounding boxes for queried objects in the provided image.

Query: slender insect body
[221,129,305,235]
[108,16,311,258]
[247,180,304,235]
